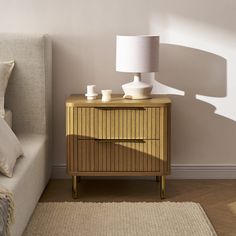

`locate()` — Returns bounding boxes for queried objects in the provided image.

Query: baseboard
[170,164,236,179]
[52,164,236,179]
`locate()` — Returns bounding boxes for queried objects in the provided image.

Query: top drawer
[67,107,160,139]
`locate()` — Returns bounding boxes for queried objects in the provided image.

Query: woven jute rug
[23,202,217,236]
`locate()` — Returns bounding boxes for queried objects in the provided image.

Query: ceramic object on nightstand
[122,74,152,99]
[101,89,112,102]
[85,85,98,100]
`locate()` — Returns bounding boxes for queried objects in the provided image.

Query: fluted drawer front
[94,107,160,139]
[67,107,160,140]
[67,139,160,172]
[67,107,95,139]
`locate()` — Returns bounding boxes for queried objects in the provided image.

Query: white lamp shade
[116,35,159,73]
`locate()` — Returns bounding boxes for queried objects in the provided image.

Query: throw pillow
[0,117,23,177]
[0,61,15,118]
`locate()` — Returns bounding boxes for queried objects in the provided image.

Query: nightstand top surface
[66,94,171,107]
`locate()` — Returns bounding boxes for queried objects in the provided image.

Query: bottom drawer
[68,139,160,172]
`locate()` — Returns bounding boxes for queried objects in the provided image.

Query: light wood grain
[73,107,78,172]
[93,108,160,140]
[66,94,171,107]
[66,94,171,198]
[68,139,160,173]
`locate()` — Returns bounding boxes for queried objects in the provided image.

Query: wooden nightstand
[66,94,171,199]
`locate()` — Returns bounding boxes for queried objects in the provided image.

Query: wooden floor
[40,179,236,236]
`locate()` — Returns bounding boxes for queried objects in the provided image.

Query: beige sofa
[0,34,52,236]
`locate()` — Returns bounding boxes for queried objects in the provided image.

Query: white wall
[1,0,236,175]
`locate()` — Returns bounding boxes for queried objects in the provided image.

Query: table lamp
[116,35,159,99]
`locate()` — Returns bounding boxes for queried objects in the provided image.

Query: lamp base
[122,73,152,99]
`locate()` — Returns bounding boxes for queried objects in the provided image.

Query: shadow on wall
[151,44,236,164]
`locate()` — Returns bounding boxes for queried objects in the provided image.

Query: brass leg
[72,176,78,199]
[156,176,159,182]
[160,176,166,199]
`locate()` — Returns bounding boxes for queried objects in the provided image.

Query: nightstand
[66,94,171,199]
